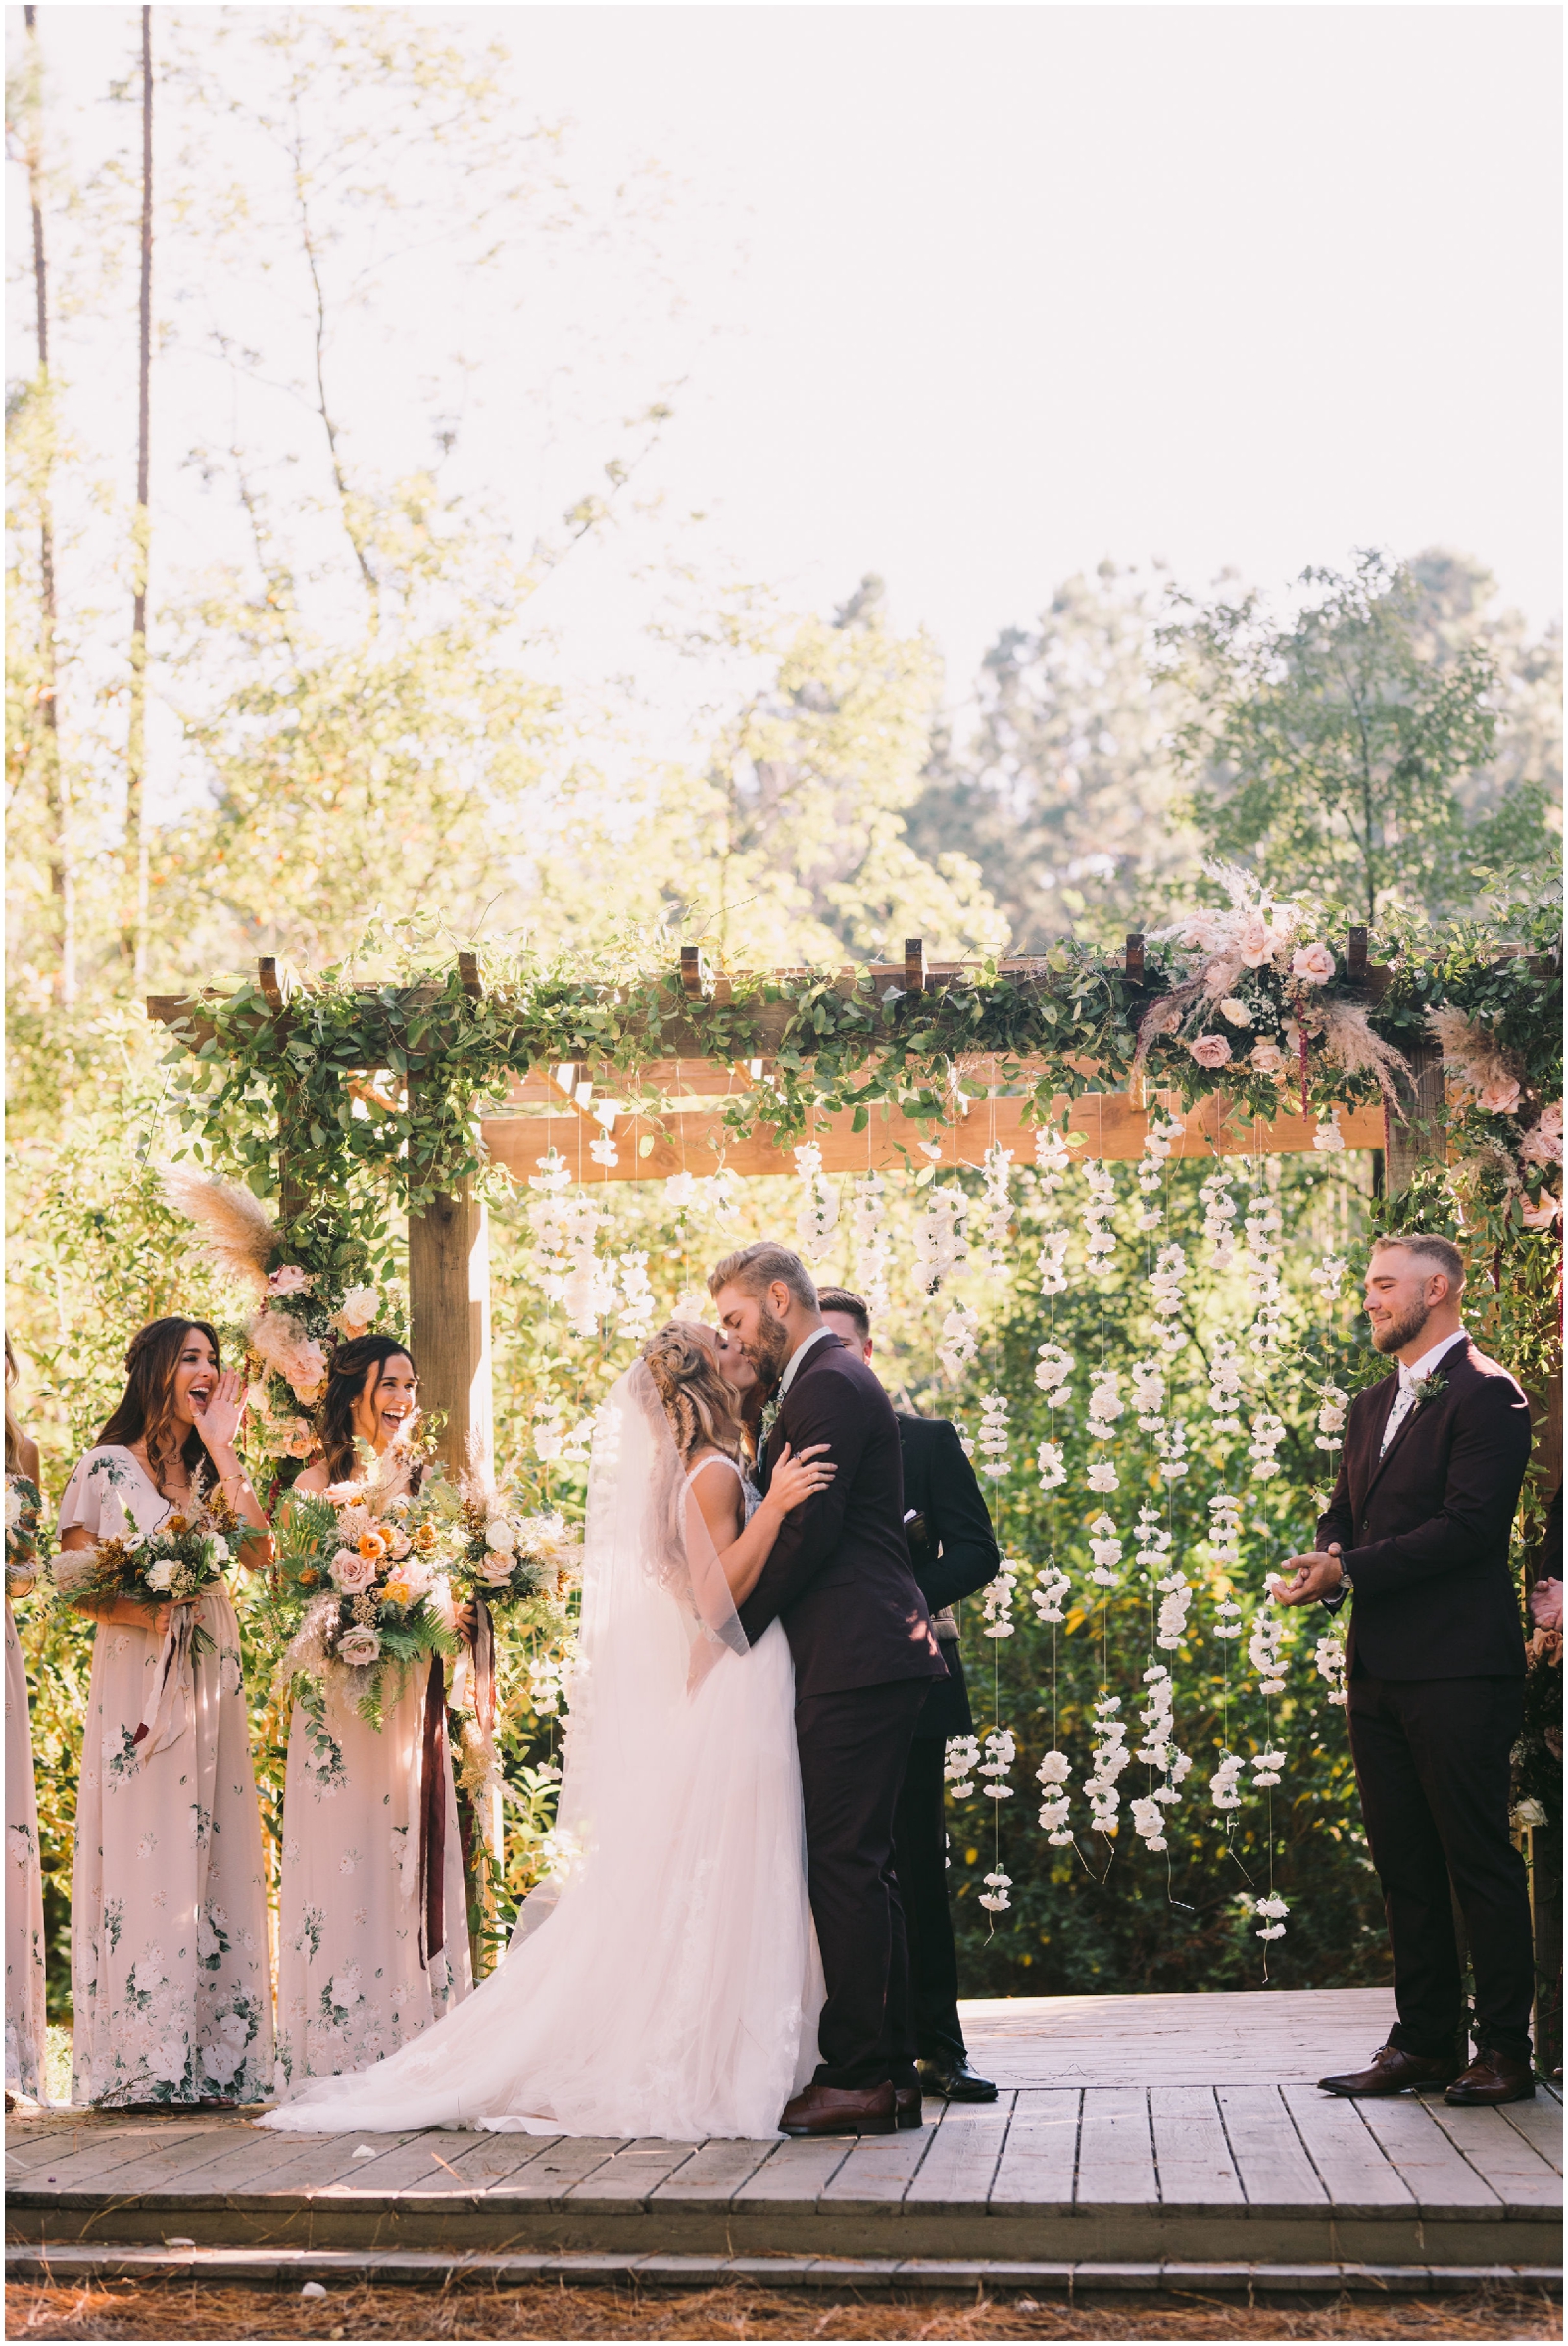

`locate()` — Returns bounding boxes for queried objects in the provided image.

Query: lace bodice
[684,1451,761,1524]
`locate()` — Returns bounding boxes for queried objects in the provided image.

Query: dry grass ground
[2,2279,1558,2344]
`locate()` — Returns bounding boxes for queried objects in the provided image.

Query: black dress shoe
[916,2054,999,2103]
[1318,2043,1461,2097]
[894,2087,924,2129]
[1446,2048,1536,2105]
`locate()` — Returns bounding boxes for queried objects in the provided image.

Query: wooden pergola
[149,933,1439,1473]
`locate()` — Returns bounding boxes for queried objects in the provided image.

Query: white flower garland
[1207,1493,1245,1640]
[1033,1122,1073,1295]
[976,1392,1010,1482]
[1243,1187,1287,1358]
[1311,1107,1346,1153]
[616,1249,656,1342]
[981,1558,1019,1637]
[1200,1165,1239,1269]
[1085,1696,1131,1833]
[944,1735,980,1798]
[1310,1252,1349,1303]
[1314,1383,1349,1453]
[1083,1160,1117,1281]
[1155,1419,1191,1482]
[1035,1747,1073,1844]
[913,1183,969,1295]
[847,1171,893,1315]
[1248,1408,1288,1480]
[1314,1631,1348,1707]
[979,1868,1013,1914]
[980,1726,1016,1800]
[1250,1743,1285,1790]
[793,1142,840,1264]
[1086,1368,1123,1491]
[1135,1113,1185,1231]
[937,1300,981,1381]
[1255,1892,1289,1942]
[1206,1335,1245,1437]
[1088,1513,1123,1589]
[1032,1560,1071,1623]
[1249,1597,1288,1696]
[1210,1753,1244,1812]
[1148,1242,1189,1356]
[1130,1359,1166,1427]
[979,1143,1014,1274]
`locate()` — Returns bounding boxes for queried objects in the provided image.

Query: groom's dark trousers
[1319,1339,1535,2062]
[739,1335,947,2091]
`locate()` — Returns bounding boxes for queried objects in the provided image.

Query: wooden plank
[905,2093,1014,2208]
[647,2137,778,2204]
[7,2121,223,2195]
[309,2130,488,2195]
[442,2133,568,2193]
[1279,2084,1413,2208]
[479,2134,620,2207]
[564,2137,699,2204]
[5,2121,115,2178]
[728,2134,857,2205]
[223,2128,432,2199]
[1423,2101,1564,2210]
[989,2090,1079,2209]
[1074,2087,1156,2206]
[1497,2095,1565,2174]
[817,2124,934,2205]
[127,2124,339,2200]
[1215,2085,1325,2208]
[482,1092,1386,1188]
[1151,2086,1245,2206]
[959,1988,1399,2090]
[1354,2093,1503,2212]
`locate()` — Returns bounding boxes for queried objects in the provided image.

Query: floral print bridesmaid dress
[57,1448,273,2105]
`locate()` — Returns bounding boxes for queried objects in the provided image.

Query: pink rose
[1541,1102,1563,1144]
[1188,1033,1233,1069]
[268,1264,312,1296]
[1250,1040,1286,1076]
[1530,1578,1562,1635]
[336,1625,381,1668]
[329,1548,378,1594]
[1521,1190,1561,1232]
[1237,914,1271,967]
[1290,942,1336,986]
[1477,1077,1522,1116]
[287,1338,328,1404]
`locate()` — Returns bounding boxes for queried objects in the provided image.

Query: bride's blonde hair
[640,1322,742,1466]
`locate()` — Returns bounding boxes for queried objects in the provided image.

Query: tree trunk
[125,4,153,983]
[23,4,74,1005]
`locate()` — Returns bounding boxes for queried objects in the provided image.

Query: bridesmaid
[5,1337,48,2105]
[57,1319,274,2107]
[274,1335,471,2092]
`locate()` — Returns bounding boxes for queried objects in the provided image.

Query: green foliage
[1165,551,1551,925]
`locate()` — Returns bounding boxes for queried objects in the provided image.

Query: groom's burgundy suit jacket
[1316,1339,1532,1681]
[738,1336,946,1702]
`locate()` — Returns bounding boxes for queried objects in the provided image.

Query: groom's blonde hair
[708,1242,817,1311]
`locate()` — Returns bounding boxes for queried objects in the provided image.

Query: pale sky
[10,2,1563,792]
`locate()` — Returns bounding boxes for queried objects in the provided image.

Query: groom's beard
[1372,1295,1432,1355]
[748,1303,791,1388]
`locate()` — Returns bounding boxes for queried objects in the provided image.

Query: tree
[125,3,153,984]
[906,561,1199,950]
[1165,549,1546,923]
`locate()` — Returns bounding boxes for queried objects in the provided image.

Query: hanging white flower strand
[1314,1383,1349,1453]
[1132,1666,1193,1852]
[1207,1494,1245,1641]
[1148,1242,1189,1359]
[1207,1336,1245,1439]
[1243,1183,1287,1358]
[913,1182,969,1295]
[1088,1514,1123,1589]
[937,1300,980,1381]
[1032,1559,1071,1623]
[1310,1252,1349,1304]
[1033,1343,1073,1491]
[1083,1160,1118,1282]
[978,1143,1014,1275]
[1085,1697,1131,1833]
[1086,1368,1123,1492]
[1035,1748,1073,1845]
[1311,1107,1346,1153]
[847,1170,893,1315]
[1135,1113,1184,1231]
[1249,1597,1288,1696]
[560,1191,619,1338]
[1315,1631,1348,1707]
[1210,1753,1244,1811]
[980,1727,1016,1801]
[979,1868,1013,1914]
[1033,1120,1073,1295]
[793,1142,839,1264]
[944,1735,980,1798]
[980,1559,1019,1637]
[976,1392,1010,1482]
[1200,1165,1239,1269]
[1249,1408,1288,1480]
[1255,1893,1290,1942]
[616,1249,656,1342]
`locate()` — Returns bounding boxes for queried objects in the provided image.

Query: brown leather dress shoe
[1446,2048,1536,2105]
[1318,2043,1461,2097]
[780,2081,897,2136]
[894,2086,923,2130]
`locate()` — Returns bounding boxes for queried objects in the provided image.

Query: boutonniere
[759,1396,782,1450]
[1408,1370,1449,1411]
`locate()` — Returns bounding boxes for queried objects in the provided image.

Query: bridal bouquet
[275,1454,456,1734]
[57,1481,240,1660]
[450,1484,582,1611]
[5,1472,50,1588]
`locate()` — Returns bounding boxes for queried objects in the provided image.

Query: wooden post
[1385,1027,1446,1192]
[408,1174,492,1480]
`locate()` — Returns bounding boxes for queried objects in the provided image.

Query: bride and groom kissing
[262,1240,957,2143]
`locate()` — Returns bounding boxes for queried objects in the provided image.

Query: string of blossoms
[1034,1343,1073,1491]
[793,1142,840,1265]
[1132,1665,1193,1853]
[945,1735,981,1798]
[1135,1113,1185,1232]
[978,1142,1014,1275]
[938,1301,981,1382]
[847,1170,893,1315]
[976,1393,1010,1482]
[1200,1164,1240,1269]
[1082,1160,1117,1283]
[1243,1178,1287,1360]
[1086,1368,1123,1493]
[1033,1121,1073,1297]
[913,1182,968,1295]
[1085,1696,1132,1836]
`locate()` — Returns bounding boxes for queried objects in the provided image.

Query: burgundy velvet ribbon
[418,1652,447,1965]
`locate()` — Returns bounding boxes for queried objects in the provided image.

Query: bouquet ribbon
[418,1652,449,1967]
[133,1604,199,1763]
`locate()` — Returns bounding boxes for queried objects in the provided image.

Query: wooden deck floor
[8,1990,1560,2288]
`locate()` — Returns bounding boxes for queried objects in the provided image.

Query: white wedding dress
[259,1364,822,2140]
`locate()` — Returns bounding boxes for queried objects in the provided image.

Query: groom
[710,1242,947,2137]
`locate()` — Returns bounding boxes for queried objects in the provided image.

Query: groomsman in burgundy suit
[1275,1234,1537,2106]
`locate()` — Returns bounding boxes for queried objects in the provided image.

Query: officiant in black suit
[818,1289,1003,2105]
[710,1243,948,2140]
[1275,1233,1537,2107]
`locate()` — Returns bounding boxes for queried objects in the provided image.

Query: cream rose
[1237,914,1271,967]
[329,1548,378,1594]
[484,1519,516,1556]
[1291,942,1336,986]
[1188,1033,1233,1069]
[267,1264,312,1296]
[1218,998,1252,1027]
[1521,1190,1560,1231]
[1250,1040,1286,1075]
[1477,1076,1522,1116]
[336,1624,381,1668]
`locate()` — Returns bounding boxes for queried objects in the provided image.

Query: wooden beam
[407,1084,492,1478]
[482,1092,1388,1185]
[904,938,926,997]
[1386,1029,1446,1191]
[1125,933,1145,987]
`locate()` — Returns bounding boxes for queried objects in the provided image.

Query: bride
[258,1321,832,2140]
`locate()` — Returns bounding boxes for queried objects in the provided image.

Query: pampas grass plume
[159,1165,277,1292]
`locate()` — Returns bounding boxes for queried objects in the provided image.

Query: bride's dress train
[259,1370,821,2140]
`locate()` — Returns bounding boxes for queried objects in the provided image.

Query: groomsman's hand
[1270,1545,1344,1605]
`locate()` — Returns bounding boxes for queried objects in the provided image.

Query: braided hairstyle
[318,1334,418,1485]
[640,1322,743,1466]
[97,1318,221,1493]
